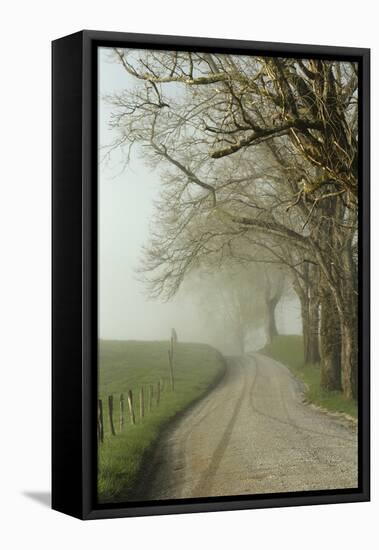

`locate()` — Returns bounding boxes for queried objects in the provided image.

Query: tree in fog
[105,49,358,398]
[189,263,287,354]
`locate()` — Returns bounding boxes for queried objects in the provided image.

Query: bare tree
[263,269,285,346]
[104,49,358,399]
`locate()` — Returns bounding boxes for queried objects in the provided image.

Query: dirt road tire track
[133,354,358,500]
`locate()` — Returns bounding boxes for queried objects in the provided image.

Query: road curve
[136,354,358,500]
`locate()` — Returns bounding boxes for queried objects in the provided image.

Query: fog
[98,48,302,353]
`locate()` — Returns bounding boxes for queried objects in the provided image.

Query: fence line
[119,393,124,432]
[108,395,116,436]
[98,399,104,443]
[98,377,170,442]
[127,390,136,425]
[148,385,153,412]
[98,330,178,443]
[139,387,145,420]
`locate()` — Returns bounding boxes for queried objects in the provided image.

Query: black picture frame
[52,30,370,520]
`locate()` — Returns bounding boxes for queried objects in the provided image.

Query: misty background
[98,47,302,353]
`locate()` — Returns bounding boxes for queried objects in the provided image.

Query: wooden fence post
[139,387,145,420]
[119,393,124,432]
[168,345,175,391]
[156,380,160,406]
[127,390,136,425]
[98,399,104,443]
[148,385,153,412]
[108,395,116,436]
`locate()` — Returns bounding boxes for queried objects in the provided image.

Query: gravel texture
[137,354,358,500]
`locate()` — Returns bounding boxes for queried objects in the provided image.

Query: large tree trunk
[319,287,341,391]
[313,196,357,399]
[264,274,283,346]
[338,246,358,399]
[300,292,310,362]
[329,245,357,399]
[265,297,279,345]
[293,264,320,365]
[340,315,357,400]
[308,288,320,364]
[300,294,320,365]
[317,270,357,399]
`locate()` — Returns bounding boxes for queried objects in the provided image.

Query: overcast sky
[98,47,301,349]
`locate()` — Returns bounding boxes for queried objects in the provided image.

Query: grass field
[261,335,357,419]
[98,340,226,503]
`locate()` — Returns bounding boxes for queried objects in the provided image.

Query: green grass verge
[261,335,357,419]
[98,340,226,503]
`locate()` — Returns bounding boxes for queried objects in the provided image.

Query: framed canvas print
[52,30,370,519]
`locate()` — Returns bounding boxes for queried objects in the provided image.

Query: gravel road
[137,354,358,500]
